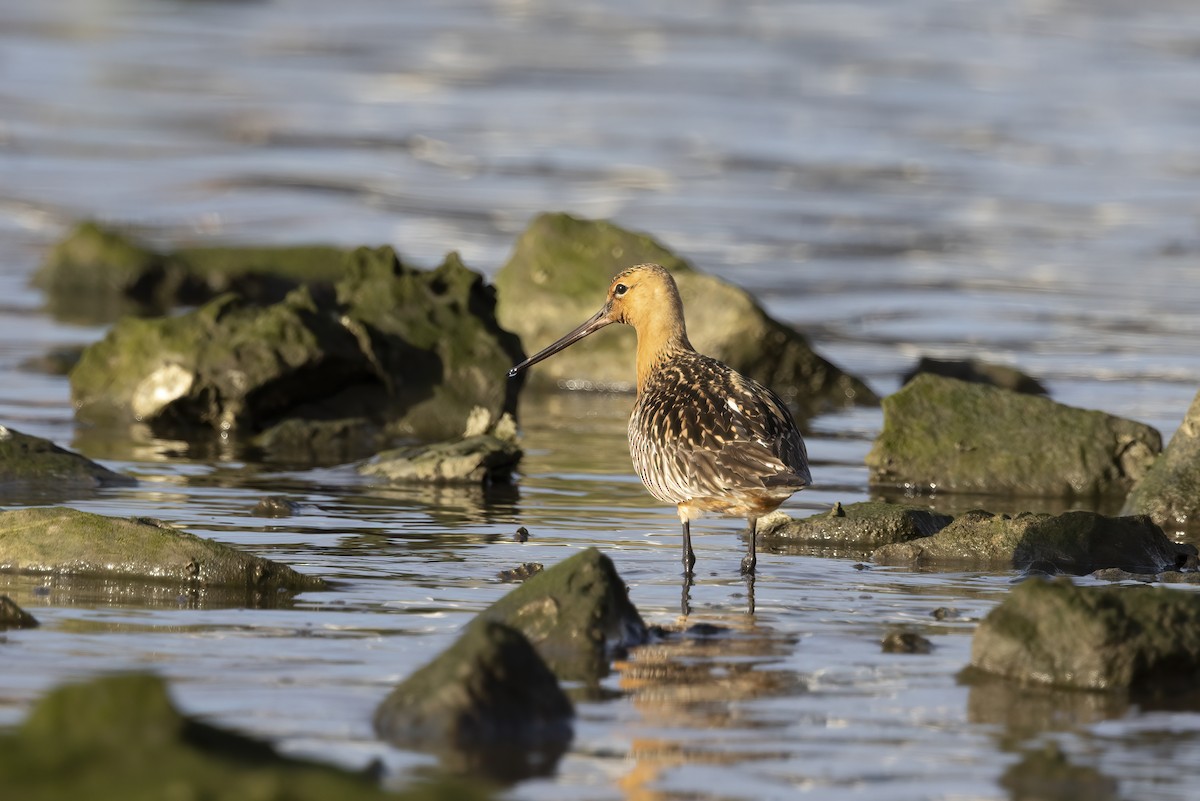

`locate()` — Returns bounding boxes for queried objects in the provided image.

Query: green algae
[968,577,1200,692]
[477,547,647,682]
[493,212,876,413]
[867,374,1161,498]
[0,672,486,801]
[0,507,326,602]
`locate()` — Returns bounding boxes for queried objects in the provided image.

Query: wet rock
[514,526,530,543]
[0,595,39,629]
[493,212,876,414]
[881,629,932,654]
[71,288,371,431]
[251,496,304,518]
[967,577,1200,692]
[252,417,384,465]
[757,501,952,548]
[374,620,573,782]
[867,374,1161,498]
[901,356,1048,395]
[0,672,481,801]
[335,248,525,440]
[498,563,544,582]
[0,425,134,495]
[872,509,1195,574]
[1123,388,1200,531]
[0,507,326,602]
[478,547,647,682]
[70,247,524,444]
[1092,567,1200,585]
[358,411,521,485]
[34,220,348,323]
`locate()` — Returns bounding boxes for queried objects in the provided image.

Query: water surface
[3,1,1200,799]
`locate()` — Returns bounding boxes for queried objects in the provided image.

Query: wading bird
[508,263,810,577]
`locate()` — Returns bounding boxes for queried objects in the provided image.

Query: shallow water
[2,1,1200,799]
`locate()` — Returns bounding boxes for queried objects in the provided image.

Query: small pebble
[882,630,933,654]
[498,562,543,582]
[252,496,302,518]
[515,526,530,543]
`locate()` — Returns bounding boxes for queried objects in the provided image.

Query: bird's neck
[634,314,693,395]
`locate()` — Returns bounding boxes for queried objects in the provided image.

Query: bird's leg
[681,517,696,576]
[680,573,692,617]
[740,516,758,575]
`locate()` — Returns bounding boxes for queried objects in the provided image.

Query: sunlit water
[3,1,1200,799]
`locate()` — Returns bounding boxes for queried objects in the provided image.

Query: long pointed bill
[508,306,614,378]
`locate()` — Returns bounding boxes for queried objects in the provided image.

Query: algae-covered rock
[0,672,484,801]
[374,620,572,782]
[478,547,647,682]
[359,411,522,485]
[757,501,952,548]
[34,220,348,323]
[71,288,373,431]
[1,595,39,629]
[1123,388,1200,531]
[0,425,134,496]
[0,507,326,601]
[901,356,1048,396]
[493,212,876,413]
[336,247,525,440]
[867,374,1161,498]
[967,577,1200,692]
[252,417,384,465]
[70,247,524,444]
[872,510,1194,574]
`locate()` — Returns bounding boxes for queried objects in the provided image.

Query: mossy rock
[0,426,134,496]
[70,288,373,431]
[967,577,1200,692]
[335,248,525,440]
[374,620,572,782]
[901,356,1047,395]
[1123,388,1200,531]
[359,434,521,485]
[867,374,1161,498]
[757,501,952,548]
[0,507,326,602]
[70,248,524,444]
[34,221,348,323]
[0,672,484,801]
[872,509,1194,574]
[478,547,647,682]
[493,212,876,414]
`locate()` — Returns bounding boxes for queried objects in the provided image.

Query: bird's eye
[614,283,628,296]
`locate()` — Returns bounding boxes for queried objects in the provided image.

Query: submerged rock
[967,577,1200,693]
[757,501,952,548]
[867,375,1161,498]
[374,620,573,782]
[493,212,876,414]
[0,507,326,603]
[0,595,39,629]
[359,411,521,485]
[0,426,134,496]
[70,247,525,445]
[478,547,647,682]
[999,742,1120,801]
[34,220,348,323]
[1123,388,1200,531]
[0,672,482,801]
[872,510,1194,574]
[881,629,933,654]
[901,356,1048,396]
